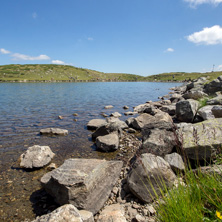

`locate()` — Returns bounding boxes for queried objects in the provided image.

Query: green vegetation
[1,64,222,82]
[0,64,145,82]
[156,168,222,222]
[144,71,222,82]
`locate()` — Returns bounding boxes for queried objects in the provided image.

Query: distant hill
[144,71,222,82]
[0,64,144,82]
[0,64,222,82]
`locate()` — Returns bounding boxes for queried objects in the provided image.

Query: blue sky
[0,0,222,76]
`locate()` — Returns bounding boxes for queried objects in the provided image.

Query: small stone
[58,115,63,119]
[47,163,57,171]
[123,105,129,109]
[105,105,114,109]
[73,113,78,116]
[146,205,156,215]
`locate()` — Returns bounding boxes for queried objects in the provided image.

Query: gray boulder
[97,204,127,222]
[40,128,68,136]
[87,119,107,130]
[20,145,55,169]
[164,153,185,173]
[177,118,222,161]
[134,103,158,114]
[96,133,119,152]
[204,76,222,95]
[106,117,128,129]
[176,99,199,122]
[32,204,83,222]
[140,128,177,156]
[183,90,208,100]
[124,111,137,116]
[198,105,215,120]
[160,104,176,116]
[125,117,135,127]
[127,153,176,203]
[187,77,207,90]
[41,159,123,215]
[207,95,222,105]
[131,111,172,130]
[212,105,222,118]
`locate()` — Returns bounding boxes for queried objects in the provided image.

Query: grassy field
[144,71,222,82]
[1,64,222,82]
[0,64,145,82]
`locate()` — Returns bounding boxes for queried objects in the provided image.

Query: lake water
[0,82,181,221]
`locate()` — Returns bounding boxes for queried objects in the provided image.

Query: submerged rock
[40,128,68,135]
[41,158,123,215]
[20,145,55,169]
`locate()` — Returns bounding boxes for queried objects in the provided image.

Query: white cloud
[11,53,50,61]
[51,60,65,65]
[0,48,11,54]
[32,12,37,19]
[187,25,222,45]
[217,65,222,71]
[87,37,94,41]
[184,0,222,6]
[165,48,174,52]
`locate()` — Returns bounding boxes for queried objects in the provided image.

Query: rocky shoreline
[15,75,222,221]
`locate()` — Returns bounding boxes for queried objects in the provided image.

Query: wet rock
[176,99,199,123]
[123,105,129,109]
[96,133,119,152]
[212,105,222,118]
[124,111,137,116]
[127,153,176,203]
[40,128,68,136]
[198,105,215,120]
[58,115,63,119]
[32,204,83,222]
[41,158,123,215]
[104,105,114,109]
[97,204,127,222]
[164,153,185,173]
[87,119,107,130]
[20,145,55,169]
[177,118,222,161]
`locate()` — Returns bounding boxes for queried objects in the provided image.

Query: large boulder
[160,104,176,116]
[176,99,199,122]
[131,111,172,130]
[20,145,55,169]
[40,128,68,136]
[87,119,107,130]
[206,95,222,105]
[127,153,176,203]
[96,133,119,152]
[183,90,208,100]
[177,118,222,161]
[140,129,177,157]
[96,204,127,222]
[41,159,123,215]
[106,117,128,129]
[197,105,215,120]
[204,76,222,95]
[32,204,83,222]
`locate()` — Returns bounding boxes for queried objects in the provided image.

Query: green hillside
[0,64,144,82]
[144,71,222,82]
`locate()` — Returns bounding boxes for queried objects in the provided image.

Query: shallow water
[0,82,181,221]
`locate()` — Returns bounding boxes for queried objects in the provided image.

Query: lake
[0,82,181,221]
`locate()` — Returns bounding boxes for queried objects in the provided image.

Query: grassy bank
[1,64,222,82]
[0,64,144,82]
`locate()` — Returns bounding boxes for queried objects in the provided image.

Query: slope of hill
[0,64,145,82]
[144,71,222,82]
